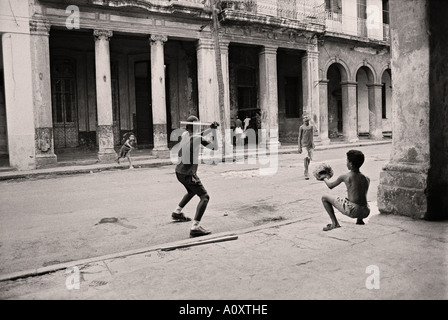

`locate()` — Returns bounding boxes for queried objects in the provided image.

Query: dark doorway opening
[134,61,153,147]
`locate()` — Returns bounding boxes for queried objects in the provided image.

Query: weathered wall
[428,0,448,219]
[277,50,303,142]
[228,44,259,126]
[165,40,198,130]
[357,69,369,134]
[377,0,448,219]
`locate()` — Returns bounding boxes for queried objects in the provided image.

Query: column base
[346,136,359,143]
[97,150,117,163]
[151,149,170,158]
[320,137,331,145]
[36,154,57,168]
[377,162,429,219]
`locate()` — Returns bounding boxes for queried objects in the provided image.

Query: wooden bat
[180,121,212,126]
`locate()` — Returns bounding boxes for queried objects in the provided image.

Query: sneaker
[171,212,191,222]
[190,226,211,238]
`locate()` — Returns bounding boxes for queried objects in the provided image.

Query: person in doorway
[298,114,316,179]
[320,150,370,231]
[234,116,243,146]
[243,115,251,132]
[171,115,220,238]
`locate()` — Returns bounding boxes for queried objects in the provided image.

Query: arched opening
[356,66,374,136]
[327,63,344,139]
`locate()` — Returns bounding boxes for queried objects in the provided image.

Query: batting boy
[172,115,219,238]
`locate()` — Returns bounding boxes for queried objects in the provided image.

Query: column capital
[150,34,168,45]
[319,79,330,85]
[29,17,51,36]
[196,38,214,51]
[259,45,278,56]
[219,40,230,53]
[367,83,385,88]
[340,81,358,87]
[305,50,319,59]
[94,29,113,41]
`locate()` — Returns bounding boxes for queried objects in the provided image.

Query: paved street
[0,144,390,276]
[1,143,447,301]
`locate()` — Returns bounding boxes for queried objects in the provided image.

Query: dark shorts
[176,172,207,196]
[119,145,131,158]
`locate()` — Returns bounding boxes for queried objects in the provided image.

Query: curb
[0,216,313,282]
[0,140,391,181]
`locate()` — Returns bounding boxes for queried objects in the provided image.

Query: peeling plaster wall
[228,45,259,126]
[277,50,303,142]
[378,0,448,220]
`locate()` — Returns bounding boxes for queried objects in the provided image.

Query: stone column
[219,41,231,134]
[340,81,359,143]
[319,79,331,144]
[196,39,219,124]
[29,17,57,167]
[302,50,321,140]
[150,34,168,152]
[367,83,383,140]
[377,0,448,219]
[259,45,279,146]
[2,33,36,170]
[94,29,116,162]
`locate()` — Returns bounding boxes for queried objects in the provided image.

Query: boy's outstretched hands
[210,121,220,129]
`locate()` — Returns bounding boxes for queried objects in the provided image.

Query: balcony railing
[326,10,342,22]
[220,0,326,26]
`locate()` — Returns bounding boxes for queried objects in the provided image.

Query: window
[357,0,367,37]
[326,0,342,13]
[51,58,77,125]
[382,0,390,24]
[357,0,367,19]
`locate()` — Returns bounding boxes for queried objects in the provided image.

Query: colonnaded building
[0,0,391,170]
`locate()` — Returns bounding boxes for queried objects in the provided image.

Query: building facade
[0,0,391,170]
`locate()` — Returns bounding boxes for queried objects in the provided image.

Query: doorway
[134,61,153,147]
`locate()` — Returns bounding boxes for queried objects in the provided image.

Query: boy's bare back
[342,171,370,207]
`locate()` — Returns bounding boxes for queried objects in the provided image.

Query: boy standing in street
[320,150,370,231]
[116,133,136,169]
[298,114,316,179]
[172,115,220,238]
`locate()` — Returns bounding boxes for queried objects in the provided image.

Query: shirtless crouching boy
[321,150,370,231]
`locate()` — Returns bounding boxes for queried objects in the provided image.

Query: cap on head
[187,115,199,123]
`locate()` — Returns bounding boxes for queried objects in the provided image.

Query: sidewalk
[0,202,446,300]
[0,138,391,181]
